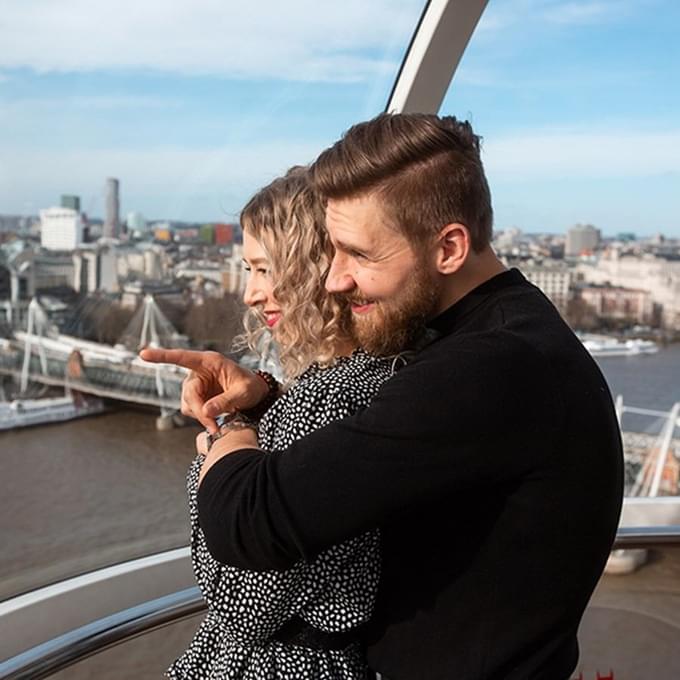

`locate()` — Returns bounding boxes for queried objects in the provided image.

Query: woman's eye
[256,268,270,276]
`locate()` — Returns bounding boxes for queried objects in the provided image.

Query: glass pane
[440,0,680,501]
[0,0,426,600]
[33,547,680,680]
[577,545,680,680]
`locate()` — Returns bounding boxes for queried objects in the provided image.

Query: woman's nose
[244,280,266,307]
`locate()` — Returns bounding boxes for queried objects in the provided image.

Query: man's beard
[346,266,440,356]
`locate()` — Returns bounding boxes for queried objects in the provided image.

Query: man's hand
[139,348,268,433]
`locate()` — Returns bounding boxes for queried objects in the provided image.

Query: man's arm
[197,337,559,571]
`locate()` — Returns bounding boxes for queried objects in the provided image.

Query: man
[143,113,623,679]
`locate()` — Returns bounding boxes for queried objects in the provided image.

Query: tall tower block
[104,177,120,238]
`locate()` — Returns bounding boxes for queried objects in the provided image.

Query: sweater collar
[426,268,526,337]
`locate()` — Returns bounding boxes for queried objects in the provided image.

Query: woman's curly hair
[237,166,352,380]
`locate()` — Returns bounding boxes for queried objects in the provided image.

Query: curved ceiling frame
[386,0,489,115]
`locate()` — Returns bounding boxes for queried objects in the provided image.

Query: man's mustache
[333,293,373,307]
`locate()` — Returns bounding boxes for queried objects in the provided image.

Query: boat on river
[0,394,106,430]
[580,335,659,358]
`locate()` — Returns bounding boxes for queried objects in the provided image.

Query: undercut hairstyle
[310,113,493,252]
[238,166,351,380]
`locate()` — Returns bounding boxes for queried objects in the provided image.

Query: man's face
[325,194,440,355]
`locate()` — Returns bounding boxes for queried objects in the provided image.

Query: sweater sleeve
[198,334,560,571]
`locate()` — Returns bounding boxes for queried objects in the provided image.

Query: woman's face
[242,230,282,328]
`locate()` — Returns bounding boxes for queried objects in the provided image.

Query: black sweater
[198,269,624,680]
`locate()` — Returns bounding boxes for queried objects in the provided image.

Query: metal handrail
[0,587,205,680]
[612,525,680,548]
[2,528,680,679]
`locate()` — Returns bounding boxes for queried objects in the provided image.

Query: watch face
[215,414,230,428]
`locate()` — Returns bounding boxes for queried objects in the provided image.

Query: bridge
[0,297,187,413]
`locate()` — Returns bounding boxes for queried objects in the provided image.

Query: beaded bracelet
[240,370,280,421]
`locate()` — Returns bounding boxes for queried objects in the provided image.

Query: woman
[167,168,402,679]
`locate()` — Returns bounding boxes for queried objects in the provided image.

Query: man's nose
[325,254,356,293]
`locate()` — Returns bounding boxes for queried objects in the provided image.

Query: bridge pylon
[20,298,54,394]
[120,295,188,423]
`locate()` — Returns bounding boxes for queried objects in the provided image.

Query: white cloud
[483,127,680,180]
[541,1,621,25]
[475,0,641,36]
[0,0,421,81]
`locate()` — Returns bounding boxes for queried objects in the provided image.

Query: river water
[1,344,679,602]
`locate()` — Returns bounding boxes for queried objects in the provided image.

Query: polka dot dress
[167,350,400,680]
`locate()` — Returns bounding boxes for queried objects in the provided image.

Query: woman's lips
[265,311,281,327]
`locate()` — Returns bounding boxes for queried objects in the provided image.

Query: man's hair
[238,166,350,379]
[310,113,493,252]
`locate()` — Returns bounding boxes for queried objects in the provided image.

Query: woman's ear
[435,223,470,275]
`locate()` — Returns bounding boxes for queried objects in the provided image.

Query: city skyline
[1,0,679,237]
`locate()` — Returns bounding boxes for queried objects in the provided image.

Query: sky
[0,0,679,237]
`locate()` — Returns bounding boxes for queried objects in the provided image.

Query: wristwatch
[205,412,258,452]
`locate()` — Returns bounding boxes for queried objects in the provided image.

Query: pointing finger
[139,348,215,372]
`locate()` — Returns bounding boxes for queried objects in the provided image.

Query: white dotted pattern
[167,350,397,679]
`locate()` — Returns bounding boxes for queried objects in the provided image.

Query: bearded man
[143,113,623,680]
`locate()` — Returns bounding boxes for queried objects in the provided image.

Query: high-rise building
[565,224,601,257]
[60,194,81,212]
[40,207,84,251]
[104,178,120,238]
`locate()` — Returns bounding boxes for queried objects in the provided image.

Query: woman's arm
[197,427,259,487]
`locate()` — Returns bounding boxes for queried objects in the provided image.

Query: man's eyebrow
[334,240,369,256]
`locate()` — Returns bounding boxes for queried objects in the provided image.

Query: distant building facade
[565,224,601,257]
[73,247,118,294]
[40,207,84,250]
[577,250,680,330]
[33,251,75,291]
[116,245,166,281]
[578,285,654,325]
[222,244,247,294]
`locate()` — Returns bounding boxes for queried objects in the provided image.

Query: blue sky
[0,0,678,237]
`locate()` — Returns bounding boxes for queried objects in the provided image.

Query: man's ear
[435,223,470,274]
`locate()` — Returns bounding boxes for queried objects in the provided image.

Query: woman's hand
[140,348,268,433]
[197,426,259,486]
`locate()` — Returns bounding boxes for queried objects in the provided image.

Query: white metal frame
[386,0,489,114]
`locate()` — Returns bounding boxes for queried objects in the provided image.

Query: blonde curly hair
[238,167,352,380]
